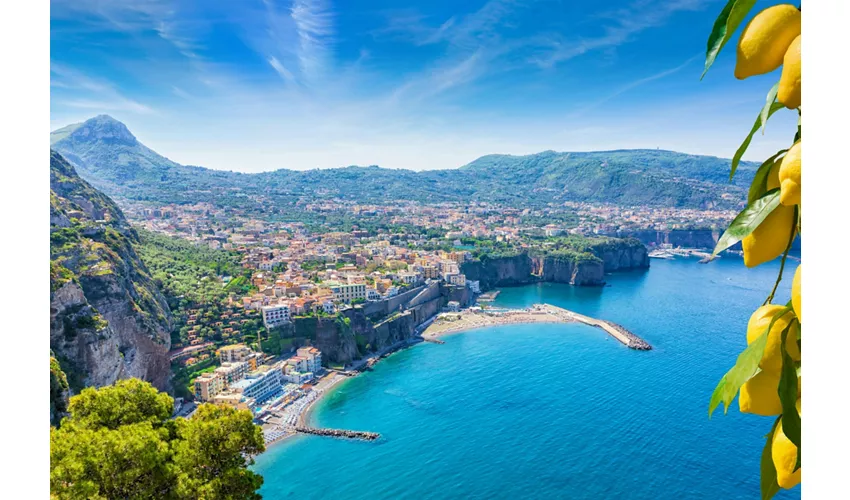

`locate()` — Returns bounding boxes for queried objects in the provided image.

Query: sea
[253,256,802,499]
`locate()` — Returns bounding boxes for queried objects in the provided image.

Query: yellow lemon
[747,305,799,374]
[742,204,796,267]
[738,371,782,416]
[778,35,801,109]
[779,142,801,206]
[772,415,801,489]
[791,265,801,323]
[735,5,801,79]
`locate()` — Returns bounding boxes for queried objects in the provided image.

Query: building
[229,367,283,404]
[421,266,440,279]
[296,347,323,373]
[194,372,225,402]
[262,304,291,328]
[283,370,313,384]
[446,301,460,312]
[366,288,381,301]
[214,361,249,385]
[330,283,366,303]
[211,392,256,411]
[446,273,467,286]
[468,280,481,294]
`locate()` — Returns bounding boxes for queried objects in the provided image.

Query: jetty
[540,304,652,350]
[295,426,380,441]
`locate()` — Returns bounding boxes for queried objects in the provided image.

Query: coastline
[261,302,648,451]
[422,305,577,339]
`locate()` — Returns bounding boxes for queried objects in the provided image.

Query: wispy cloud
[530,0,710,68]
[566,53,702,118]
[291,0,334,83]
[51,63,156,114]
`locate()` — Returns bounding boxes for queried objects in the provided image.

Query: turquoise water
[254,257,801,499]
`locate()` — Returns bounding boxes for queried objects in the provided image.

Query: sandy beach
[422,305,577,339]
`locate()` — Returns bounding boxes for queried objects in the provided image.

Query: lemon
[738,371,781,416]
[779,142,801,206]
[747,305,799,374]
[735,5,801,79]
[742,204,796,267]
[791,265,801,323]
[778,35,801,109]
[772,402,802,489]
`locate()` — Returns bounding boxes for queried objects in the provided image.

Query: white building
[447,273,467,286]
[262,304,291,328]
[229,367,283,404]
[330,283,366,303]
[296,347,322,373]
[322,301,336,314]
[468,280,481,294]
[367,288,381,301]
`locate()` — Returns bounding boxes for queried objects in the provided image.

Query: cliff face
[50,150,172,391]
[533,257,605,286]
[462,239,649,291]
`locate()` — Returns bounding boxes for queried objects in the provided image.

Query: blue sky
[50,0,798,172]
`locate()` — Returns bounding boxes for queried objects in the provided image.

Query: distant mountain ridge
[51,115,757,209]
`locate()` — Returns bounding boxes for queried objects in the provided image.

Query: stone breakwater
[602,320,652,350]
[295,426,380,441]
[541,305,652,351]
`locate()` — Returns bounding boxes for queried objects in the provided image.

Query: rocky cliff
[50,150,172,392]
[606,229,801,252]
[462,239,649,291]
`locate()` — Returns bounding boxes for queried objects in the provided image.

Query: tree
[702,3,802,498]
[50,379,265,499]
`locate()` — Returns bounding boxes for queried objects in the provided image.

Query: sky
[50,0,799,173]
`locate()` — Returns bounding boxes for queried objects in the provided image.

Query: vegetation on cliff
[50,150,172,390]
[50,379,265,499]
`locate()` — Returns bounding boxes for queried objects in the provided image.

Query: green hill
[51,115,757,209]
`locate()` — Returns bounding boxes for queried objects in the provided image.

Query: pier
[538,305,652,350]
[295,426,380,441]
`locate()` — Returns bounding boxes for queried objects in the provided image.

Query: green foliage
[171,405,265,500]
[779,322,801,450]
[702,0,757,78]
[730,102,786,180]
[50,379,265,499]
[50,357,70,425]
[68,379,174,430]
[712,190,781,256]
[709,306,792,416]
[760,418,782,500]
[748,151,788,203]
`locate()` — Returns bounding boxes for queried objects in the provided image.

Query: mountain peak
[65,115,138,147]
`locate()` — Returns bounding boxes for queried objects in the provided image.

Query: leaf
[778,321,801,449]
[709,306,793,416]
[759,82,780,134]
[748,150,787,204]
[730,101,786,180]
[713,190,781,256]
[761,417,782,500]
[702,0,758,79]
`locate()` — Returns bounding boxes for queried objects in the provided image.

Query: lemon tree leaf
[730,101,786,180]
[709,306,792,416]
[748,150,787,203]
[759,82,780,134]
[701,0,758,79]
[761,417,781,500]
[779,322,801,449]
[713,189,781,256]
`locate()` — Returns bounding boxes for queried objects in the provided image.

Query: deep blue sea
[254,257,801,499]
